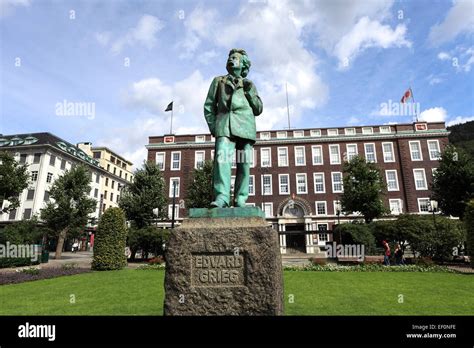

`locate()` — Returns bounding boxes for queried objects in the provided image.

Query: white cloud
[419,107,447,122]
[96,15,164,54]
[0,0,30,18]
[437,52,450,60]
[428,0,474,46]
[334,17,411,69]
[446,116,474,127]
[427,74,443,85]
[437,46,474,72]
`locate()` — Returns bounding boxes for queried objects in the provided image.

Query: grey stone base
[163,216,284,315]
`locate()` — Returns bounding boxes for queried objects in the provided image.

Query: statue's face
[226,52,242,76]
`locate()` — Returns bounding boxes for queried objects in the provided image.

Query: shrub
[127,226,170,260]
[0,257,40,269]
[465,200,474,268]
[92,207,127,271]
[20,267,40,275]
[334,222,376,254]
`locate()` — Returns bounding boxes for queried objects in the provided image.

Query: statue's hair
[228,48,251,77]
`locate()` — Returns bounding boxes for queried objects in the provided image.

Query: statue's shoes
[210,200,226,208]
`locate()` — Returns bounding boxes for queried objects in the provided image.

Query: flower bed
[284,264,455,273]
[0,267,91,285]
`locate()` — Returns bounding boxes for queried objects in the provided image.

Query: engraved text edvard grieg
[191,253,246,287]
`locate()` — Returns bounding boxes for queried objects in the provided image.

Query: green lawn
[0,270,472,315]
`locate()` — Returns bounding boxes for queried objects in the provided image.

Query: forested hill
[447,120,474,158]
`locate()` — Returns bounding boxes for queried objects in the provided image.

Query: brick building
[146,122,448,254]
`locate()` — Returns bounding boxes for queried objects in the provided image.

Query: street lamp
[430,199,438,224]
[335,200,342,244]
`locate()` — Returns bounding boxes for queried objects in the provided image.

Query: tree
[40,165,96,259]
[464,200,474,268]
[0,217,45,245]
[92,207,127,270]
[186,160,213,208]
[119,161,167,229]
[432,145,474,219]
[334,222,376,254]
[127,225,170,260]
[340,156,389,223]
[0,151,30,214]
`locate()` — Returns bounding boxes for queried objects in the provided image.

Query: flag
[165,101,173,112]
[400,89,411,103]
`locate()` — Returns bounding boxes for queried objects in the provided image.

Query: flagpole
[409,87,418,122]
[170,102,174,134]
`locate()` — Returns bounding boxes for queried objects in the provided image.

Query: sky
[1,0,473,167]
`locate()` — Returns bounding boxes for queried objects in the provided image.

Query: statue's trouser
[213,136,253,207]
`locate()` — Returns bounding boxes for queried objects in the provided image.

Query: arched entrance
[278,198,311,254]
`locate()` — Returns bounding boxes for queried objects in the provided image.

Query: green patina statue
[204,49,263,208]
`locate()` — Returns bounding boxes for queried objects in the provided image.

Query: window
[117,195,120,203]
[279,174,290,194]
[111,180,115,189]
[413,169,427,190]
[418,198,430,213]
[195,151,205,169]
[31,171,38,181]
[294,146,306,166]
[248,175,255,196]
[332,172,343,193]
[104,190,108,200]
[329,145,340,164]
[8,209,17,220]
[380,126,391,133]
[23,208,32,220]
[168,204,180,219]
[427,140,440,160]
[96,173,100,183]
[311,145,323,165]
[93,152,101,159]
[42,191,49,201]
[385,170,399,191]
[315,201,327,215]
[33,153,41,163]
[382,142,395,162]
[346,144,358,161]
[26,189,35,200]
[409,141,423,161]
[46,172,53,183]
[169,178,180,197]
[211,150,215,160]
[119,170,122,178]
[364,143,377,163]
[276,131,287,139]
[49,155,56,166]
[344,128,356,135]
[195,135,206,143]
[262,203,273,217]
[60,159,66,170]
[296,174,307,194]
[313,173,325,193]
[156,152,165,170]
[110,193,114,202]
[260,132,271,140]
[318,232,328,242]
[107,164,110,171]
[19,154,27,164]
[261,174,272,195]
[171,151,181,170]
[125,173,128,180]
[293,130,304,138]
[310,129,321,137]
[277,147,288,167]
[105,178,109,186]
[327,129,338,136]
[260,148,271,167]
[362,127,373,134]
[113,167,116,175]
[94,188,98,198]
[389,199,402,215]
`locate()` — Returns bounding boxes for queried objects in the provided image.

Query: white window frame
[427,140,441,160]
[169,177,180,197]
[380,126,392,134]
[385,170,399,191]
[331,172,343,193]
[260,148,272,167]
[344,128,356,136]
[156,152,165,170]
[389,199,403,215]
[277,147,288,167]
[311,145,323,165]
[362,127,373,134]
[382,142,395,163]
[276,131,287,139]
[261,174,273,195]
[278,174,290,195]
[315,201,327,216]
[262,202,273,217]
[310,129,321,137]
[346,144,358,161]
[194,150,205,169]
[168,204,179,219]
[294,146,306,166]
[260,132,271,140]
[313,172,326,194]
[413,168,428,190]
[293,130,304,138]
[296,173,308,194]
[329,144,341,164]
[195,135,206,143]
[248,175,255,196]
[327,129,338,136]
[409,141,423,161]
[364,143,377,163]
[417,198,431,214]
[171,151,181,171]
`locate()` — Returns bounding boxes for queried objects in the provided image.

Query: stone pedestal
[163,207,284,316]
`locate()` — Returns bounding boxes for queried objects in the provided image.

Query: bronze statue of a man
[204,49,263,208]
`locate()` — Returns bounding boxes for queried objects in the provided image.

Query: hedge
[0,257,40,269]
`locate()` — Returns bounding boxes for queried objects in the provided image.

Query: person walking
[382,240,391,266]
[394,243,405,265]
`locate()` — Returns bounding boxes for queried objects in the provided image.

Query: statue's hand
[243,79,254,92]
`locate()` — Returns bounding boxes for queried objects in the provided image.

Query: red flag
[400,89,411,103]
